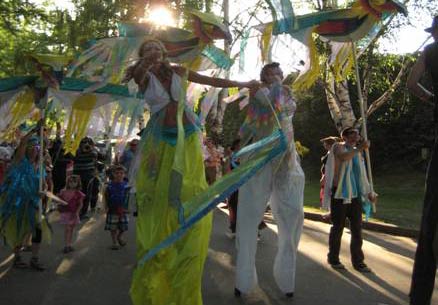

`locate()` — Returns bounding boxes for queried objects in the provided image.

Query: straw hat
[320,136,341,144]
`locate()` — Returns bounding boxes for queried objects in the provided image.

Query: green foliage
[0,1,50,76]
[293,83,338,165]
[0,0,148,78]
[182,0,214,12]
[70,0,136,43]
[0,0,47,34]
[220,100,246,148]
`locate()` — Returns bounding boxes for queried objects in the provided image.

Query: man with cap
[322,127,375,272]
[408,16,438,305]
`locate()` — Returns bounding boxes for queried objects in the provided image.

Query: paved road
[0,206,437,305]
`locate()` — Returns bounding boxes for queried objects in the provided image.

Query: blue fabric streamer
[137,130,287,265]
[201,45,234,70]
[0,76,38,92]
[0,158,44,240]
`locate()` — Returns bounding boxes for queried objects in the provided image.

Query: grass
[303,168,426,230]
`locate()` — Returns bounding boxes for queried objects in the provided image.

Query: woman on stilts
[126,38,257,305]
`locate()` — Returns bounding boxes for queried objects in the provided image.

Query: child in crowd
[58,175,85,253]
[87,168,101,213]
[104,165,129,250]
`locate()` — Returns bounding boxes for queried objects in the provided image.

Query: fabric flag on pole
[265,0,295,34]
[259,0,407,90]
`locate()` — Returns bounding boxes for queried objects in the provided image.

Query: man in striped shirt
[73,137,98,219]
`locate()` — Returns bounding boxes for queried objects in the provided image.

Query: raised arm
[14,129,36,163]
[187,69,259,89]
[334,141,369,162]
[130,64,150,93]
[407,51,435,103]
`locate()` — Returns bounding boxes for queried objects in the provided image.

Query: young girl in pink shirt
[58,175,85,253]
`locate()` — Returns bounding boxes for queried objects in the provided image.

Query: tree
[0,0,48,76]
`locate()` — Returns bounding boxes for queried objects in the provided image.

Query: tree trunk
[320,0,357,133]
[325,76,357,133]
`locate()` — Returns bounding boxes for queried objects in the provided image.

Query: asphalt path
[0,206,437,305]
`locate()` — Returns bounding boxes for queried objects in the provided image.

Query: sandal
[110,245,120,250]
[30,257,46,271]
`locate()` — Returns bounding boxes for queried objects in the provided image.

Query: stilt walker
[235,62,305,298]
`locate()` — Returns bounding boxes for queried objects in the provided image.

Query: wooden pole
[37,98,46,224]
[351,41,376,212]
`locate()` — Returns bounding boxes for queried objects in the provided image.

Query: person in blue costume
[0,128,47,271]
[126,38,257,305]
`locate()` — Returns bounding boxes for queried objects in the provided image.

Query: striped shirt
[73,150,97,174]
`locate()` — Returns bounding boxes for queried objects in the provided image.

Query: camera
[82,143,92,152]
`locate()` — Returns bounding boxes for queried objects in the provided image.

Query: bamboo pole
[351,41,376,213]
[37,100,46,224]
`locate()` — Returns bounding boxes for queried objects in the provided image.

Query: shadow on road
[0,206,434,305]
[205,207,417,305]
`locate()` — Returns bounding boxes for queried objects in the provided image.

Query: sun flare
[145,7,176,27]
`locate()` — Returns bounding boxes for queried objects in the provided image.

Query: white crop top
[144,72,183,114]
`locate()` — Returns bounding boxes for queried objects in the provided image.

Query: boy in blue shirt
[104,165,130,249]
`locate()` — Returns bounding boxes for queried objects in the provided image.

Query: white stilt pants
[235,159,304,294]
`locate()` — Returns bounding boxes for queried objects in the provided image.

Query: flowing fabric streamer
[64,94,97,155]
[138,129,287,265]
